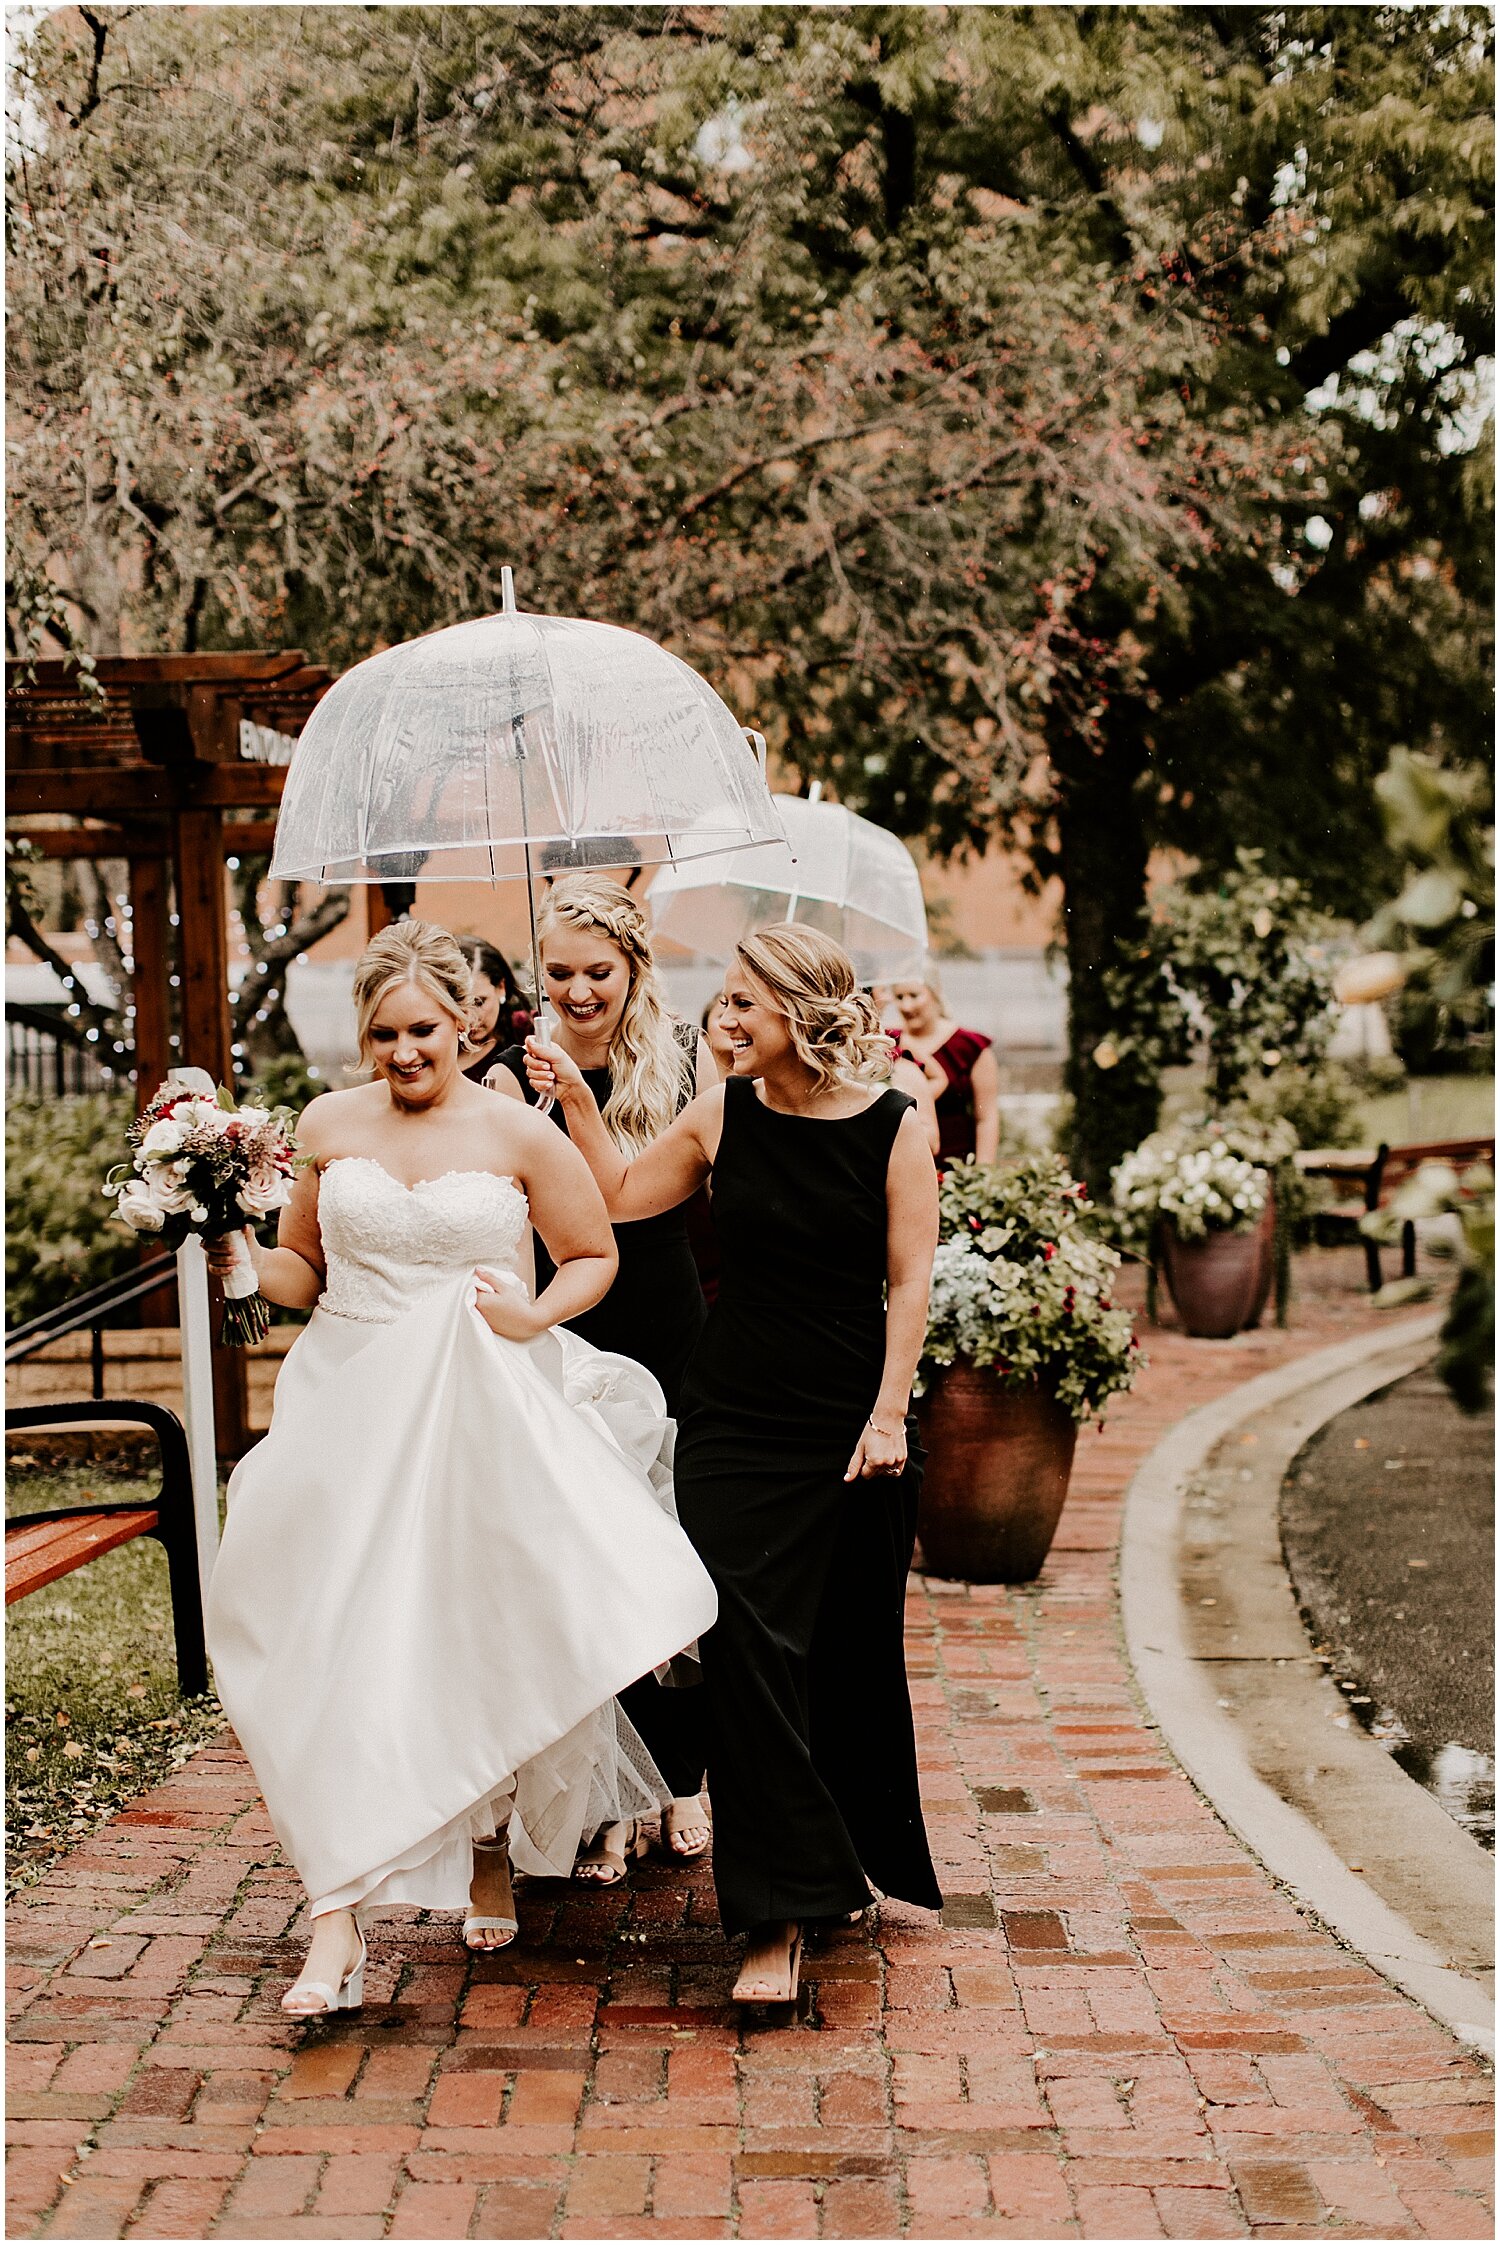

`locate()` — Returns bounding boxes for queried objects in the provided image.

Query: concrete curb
[1120,1311,1495,2058]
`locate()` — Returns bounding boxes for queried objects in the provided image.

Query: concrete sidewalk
[7,1267,1494,2240]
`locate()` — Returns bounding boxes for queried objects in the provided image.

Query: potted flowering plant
[1112,1113,1297,1337]
[917,1156,1140,1582]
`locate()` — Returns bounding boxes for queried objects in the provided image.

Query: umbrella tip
[501,565,517,616]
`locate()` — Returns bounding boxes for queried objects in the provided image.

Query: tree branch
[1044,103,1134,266]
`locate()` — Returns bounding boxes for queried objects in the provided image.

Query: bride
[204,920,717,2017]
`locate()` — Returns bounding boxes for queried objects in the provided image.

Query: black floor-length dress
[495,1037,708,1800]
[674,1075,942,1937]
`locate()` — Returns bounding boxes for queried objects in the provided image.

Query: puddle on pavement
[1332,1673,1495,1850]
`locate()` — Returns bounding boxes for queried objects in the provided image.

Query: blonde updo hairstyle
[537,874,689,1156]
[351,919,472,1076]
[735,926,892,1092]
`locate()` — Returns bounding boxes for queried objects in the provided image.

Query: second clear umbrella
[645,788,929,984]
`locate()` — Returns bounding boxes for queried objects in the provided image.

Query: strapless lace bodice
[316,1158,529,1324]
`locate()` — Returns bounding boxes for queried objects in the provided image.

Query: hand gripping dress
[673,1079,942,1937]
[205,1157,718,1916]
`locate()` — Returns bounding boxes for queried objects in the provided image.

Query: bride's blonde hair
[537,875,690,1155]
[351,920,472,1075]
[736,926,892,1092]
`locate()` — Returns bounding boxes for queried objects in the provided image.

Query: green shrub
[6,1093,138,1328]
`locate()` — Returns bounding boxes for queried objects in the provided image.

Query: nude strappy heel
[732,1922,802,2005]
[282,1914,367,2015]
[573,1820,649,1885]
[464,1832,519,1950]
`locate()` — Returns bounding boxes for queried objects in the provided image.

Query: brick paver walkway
[8,1265,1494,2240]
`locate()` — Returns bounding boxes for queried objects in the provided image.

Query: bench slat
[5,1509,160,1603]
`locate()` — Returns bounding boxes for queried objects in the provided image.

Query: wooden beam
[172,808,231,1088]
[8,653,310,686]
[129,853,174,1325]
[220,821,279,856]
[5,824,170,859]
[128,855,172,1115]
[6,817,280,859]
[191,765,287,809]
[7,772,174,815]
[6,765,288,814]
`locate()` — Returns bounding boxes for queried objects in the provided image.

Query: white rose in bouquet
[114,1181,166,1233]
[237,1159,291,1220]
[140,1117,188,1158]
[145,1164,196,1215]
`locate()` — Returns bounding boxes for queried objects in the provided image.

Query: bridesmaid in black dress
[526,925,941,2003]
[489,875,713,1871]
[456,938,533,1081]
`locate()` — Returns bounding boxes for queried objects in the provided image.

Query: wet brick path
[7,1266,1494,2238]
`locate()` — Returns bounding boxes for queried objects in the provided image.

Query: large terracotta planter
[1245,1184,1277,1329]
[917,1365,1078,1583]
[1160,1220,1266,1338]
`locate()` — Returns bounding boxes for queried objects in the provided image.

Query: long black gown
[674,1075,942,1937]
[494,1035,708,1800]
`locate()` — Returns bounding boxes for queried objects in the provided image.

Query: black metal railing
[6,1007,120,1099]
[6,1254,178,1397]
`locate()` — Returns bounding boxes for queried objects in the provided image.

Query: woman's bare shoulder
[292,1085,375,1152]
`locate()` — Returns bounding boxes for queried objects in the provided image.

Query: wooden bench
[6,1400,208,1697]
[1295,1135,1496,1291]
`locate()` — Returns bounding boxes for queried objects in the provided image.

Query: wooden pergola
[5,651,382,1451]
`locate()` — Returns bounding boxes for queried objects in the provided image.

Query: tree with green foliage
[8,6,1491,1190]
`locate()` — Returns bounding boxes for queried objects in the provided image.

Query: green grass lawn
[1355,1074,1495,1150]
[5,1452,225,1895]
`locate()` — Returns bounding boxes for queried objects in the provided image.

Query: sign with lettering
[238,720,299,766]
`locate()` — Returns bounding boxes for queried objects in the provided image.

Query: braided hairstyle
[537,874,692,1155]
[735,925,893,1092]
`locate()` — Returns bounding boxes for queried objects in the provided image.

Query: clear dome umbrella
[270,568,783,1053]
[646,786,929,985]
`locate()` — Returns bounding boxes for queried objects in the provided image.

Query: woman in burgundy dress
[889,975,1000,1167]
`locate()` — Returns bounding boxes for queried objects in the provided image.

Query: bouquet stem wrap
[219,1231,270,1347]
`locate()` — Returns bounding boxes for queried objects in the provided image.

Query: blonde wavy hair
[538,875,691,1155]
[735,926,892,1092]
[351,920,472,1075]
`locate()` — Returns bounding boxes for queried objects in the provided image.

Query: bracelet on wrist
[867,1414,904,1439]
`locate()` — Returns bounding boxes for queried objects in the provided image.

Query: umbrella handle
[743,728,767,778]
[515,720,556,1120]
[529,1005,557,1120]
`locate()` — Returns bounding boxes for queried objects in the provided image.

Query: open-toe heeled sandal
[658,1795,713,1860]
[282,1915,367,2015]
[572,1821,648,1885]
[464,1835,518,1951]
[732,1923,802,2005]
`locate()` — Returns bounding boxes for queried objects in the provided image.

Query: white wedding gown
[205,1156,718,1916]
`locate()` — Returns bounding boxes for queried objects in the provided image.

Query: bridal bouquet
[105,1068,296,1343]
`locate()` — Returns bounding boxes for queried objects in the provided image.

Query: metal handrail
[5,1254,177,1365]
